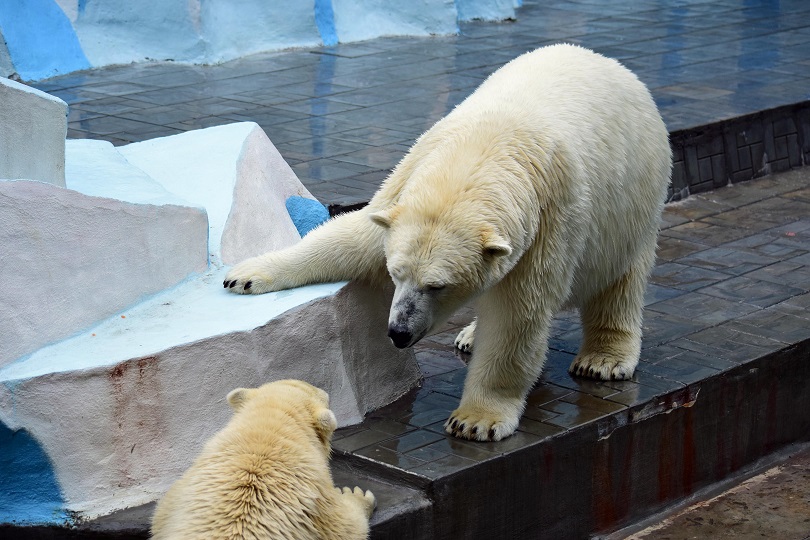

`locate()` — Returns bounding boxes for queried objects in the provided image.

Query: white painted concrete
[73,0,206,66]
[0,273,419,520]
[201,1,322,63]
[332,0,458,42]
[0,119,420,525]
[65,139,192,206]
[456,0,516,22]
[119,122,310,266]
[0,77,67,187]
[0,180,208,369]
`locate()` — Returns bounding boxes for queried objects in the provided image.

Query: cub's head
[227,380,337,450]
[370,201,513,349]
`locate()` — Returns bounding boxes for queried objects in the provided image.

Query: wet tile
[676,246,782,276]
[538,400,621,429]
[377,429,445,453]
[648,290,761,324]
[604,375,685,408]
[353,444,427,470]
[664,197,731,221]
[698,275,805,308]
[656,236,709,262]
[637,357,720,385]
[772,292,810,320]
[332,428,394,453]
[517,417,567,439]
[650,262,732,291]
[661,221,752,247]
[702,198,810,231]
[644,283,687,305]
[407,452,480,479]
[725,309,810,344]
[679,323,786,363]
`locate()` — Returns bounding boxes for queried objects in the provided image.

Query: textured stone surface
[0,77,66,186]
[0,180,208,369]
[0,278,419,522]
[0,121,421,526]
[119,122,313,265]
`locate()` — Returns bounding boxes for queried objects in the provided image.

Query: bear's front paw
[444,405,519,442]
[453,319,476,353]
[223,257,278,295]
[569,352,637,381]
[339,486,376,517]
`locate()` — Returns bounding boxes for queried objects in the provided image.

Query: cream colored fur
[151,380,375,539]
[223,44,672,442]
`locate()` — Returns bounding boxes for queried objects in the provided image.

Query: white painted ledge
[0,270,419,520]
[0,180,208,369]
[0,77,67,186]
[119,122,311,265]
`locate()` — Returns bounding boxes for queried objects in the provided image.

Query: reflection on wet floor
[31,0,810,207]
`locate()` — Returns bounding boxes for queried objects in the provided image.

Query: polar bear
[151,380,376,540]
[223,44,672,442]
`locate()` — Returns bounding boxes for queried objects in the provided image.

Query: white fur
[224,44,671,442]
[151,380,375,539]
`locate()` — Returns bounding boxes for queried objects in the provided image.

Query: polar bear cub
[223,44,672,442]
[151,380,375,540]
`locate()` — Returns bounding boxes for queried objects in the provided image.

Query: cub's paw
[453,319,476,353]
[444,405,519,442]
[223,257,277,295]
[569,352,637,381]
[338,486,376,517]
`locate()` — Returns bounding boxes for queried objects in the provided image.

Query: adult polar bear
[224,44,671,442]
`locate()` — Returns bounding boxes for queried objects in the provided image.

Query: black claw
[471,426,478,435]
[451,419,458,430]
[244,281,252,290]
[228,281,236,288]
[459,423,466,433]
[488,428,496,440]
[223,280,228,288]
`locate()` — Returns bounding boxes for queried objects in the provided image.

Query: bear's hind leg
[569,257,651,380]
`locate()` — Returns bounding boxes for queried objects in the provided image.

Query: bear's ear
[226,388,252,411]
[369,207,398,229]
[314,408,338,445]
[483,234,512,258]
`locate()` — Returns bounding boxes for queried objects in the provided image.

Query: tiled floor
[331,168,810,482]
[29,0,810,207]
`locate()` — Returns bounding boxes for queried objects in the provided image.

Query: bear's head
[226,380,337,451]
[370,199,514,349]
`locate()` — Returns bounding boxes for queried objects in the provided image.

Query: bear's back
[152,419,333,539]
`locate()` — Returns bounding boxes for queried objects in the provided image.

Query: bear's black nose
[388,326,413,349]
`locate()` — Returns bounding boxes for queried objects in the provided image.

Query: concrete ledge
[0,180,208,368]
[0,275,420,524]
[118,122,313,265]
[0,77,67,186]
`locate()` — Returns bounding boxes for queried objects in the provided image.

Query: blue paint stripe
[314,0,338,47]
[0,422,68,525]
[0,0,90,81]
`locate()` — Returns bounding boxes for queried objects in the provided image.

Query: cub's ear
[314,408,338,444]
[226,388,253,411]
[483,234,512,258]
[369,206,398,229]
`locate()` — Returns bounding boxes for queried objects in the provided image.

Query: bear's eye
[426,284,445,292]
